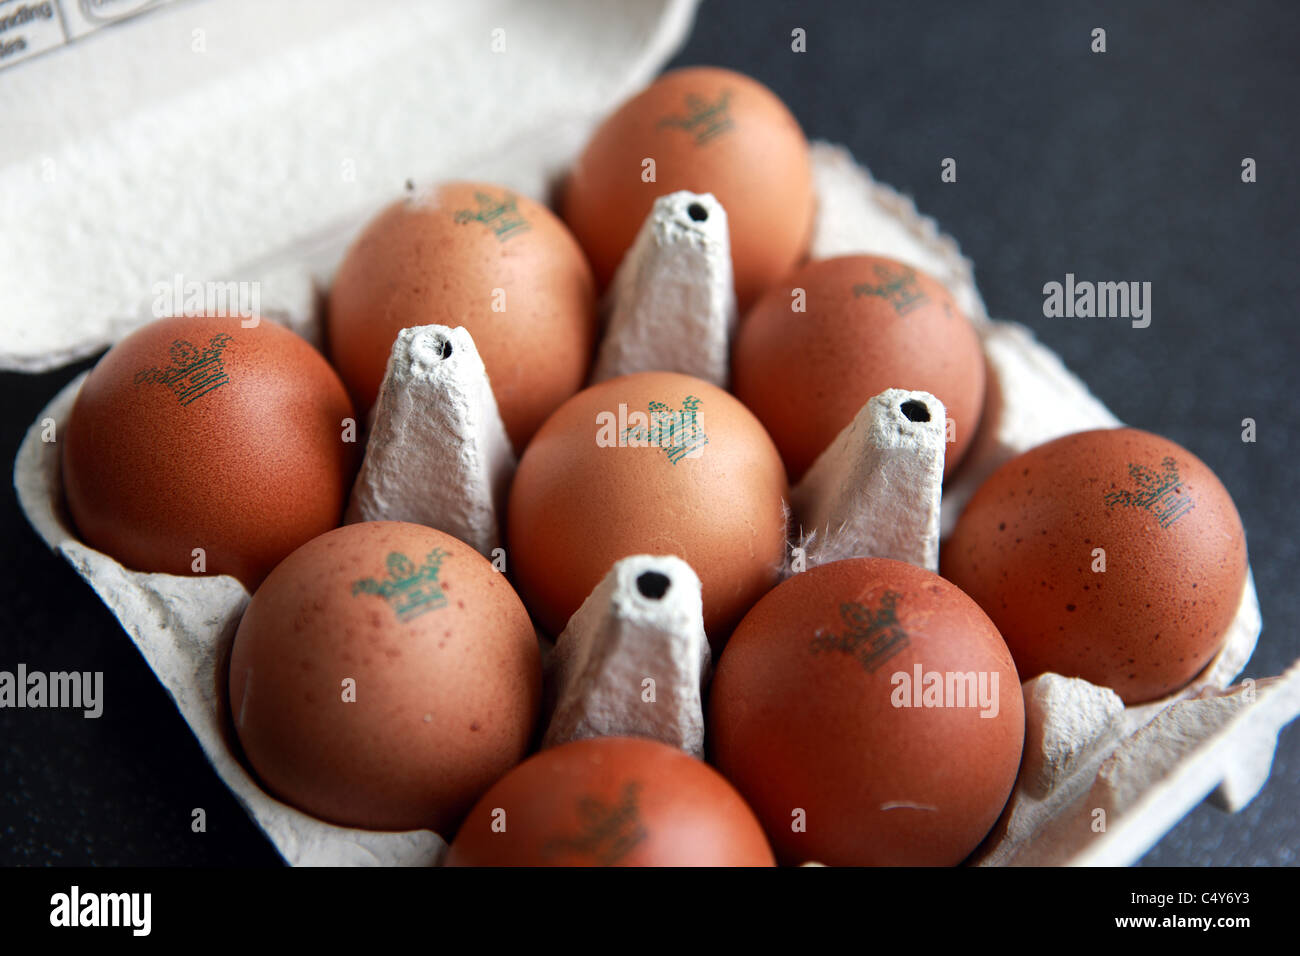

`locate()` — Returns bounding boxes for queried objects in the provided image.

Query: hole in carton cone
[900,400,930,423]
[637,571,672,599]
[438,339,453,359]
[687,202,709,222]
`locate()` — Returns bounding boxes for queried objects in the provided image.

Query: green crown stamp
[620,395,709,464]
[852,263,926,316]
[453,190,531,242]
[352,549,451,622]
[133,333,235,406]
[1103,457,1195,529]
[657,90,734,145]
[810,590,910,673]
[541,782,648,866]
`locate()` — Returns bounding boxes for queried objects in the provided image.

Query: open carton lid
[0,0,701,371]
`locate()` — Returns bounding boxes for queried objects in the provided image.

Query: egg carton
[15,136,1300,866]
[0,0,705,373]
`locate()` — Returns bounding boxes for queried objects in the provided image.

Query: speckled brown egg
[445,736,774,866]
[327,181,597,450]
[228,521,541,833]
[62,315,357,589]
[507,371,788,642]
[708,558,1024,866]
[941,428,1248,704]
[561,66,814,312]
[732,254,986,481]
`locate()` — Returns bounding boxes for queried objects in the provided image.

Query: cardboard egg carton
[15,139,1298,867]
[0,0,704,373]
[7,0,1297,866]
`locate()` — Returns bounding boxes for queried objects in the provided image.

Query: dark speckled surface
[1,0,1296,866]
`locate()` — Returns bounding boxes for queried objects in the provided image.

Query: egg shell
[506,371,789,641]
[62,314,357,588]
[444,736,774,866]
[227,521,541,833]
[561,65,814,312]
[732,254,985,481]
[327,182,598,450]
[708,557,1025,866]
[941,427,1248,704]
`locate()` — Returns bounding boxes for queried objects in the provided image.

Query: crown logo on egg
[810,590,911,673]
[453,190,531,242]
[657,90,734,145]
[620,395,709,464]
[351,549,451,622]
[541,781,648,865]
[133,333,235,406]
[1103,457,1196,529]
[852,263,926,316]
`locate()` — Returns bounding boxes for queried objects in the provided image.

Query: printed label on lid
[0,0,184,71]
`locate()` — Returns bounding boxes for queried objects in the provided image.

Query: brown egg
[228,521,541,833]
[62,315,357,588]
[327,181,597,449]
[562,66,814,312]
[941,428,1248,704]
[709,558,1024,866]
[507,371,788,640]
[732,255,985,481]
[445,736,774,866]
